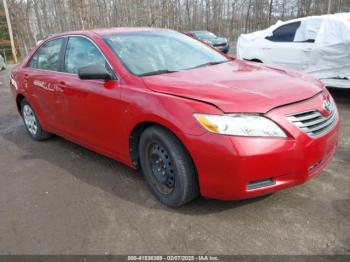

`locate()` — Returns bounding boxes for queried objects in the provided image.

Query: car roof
[44,27,173,41]
[276,12,350,26]
[188,30,211,33]
[241,13,350,38]
[92,27,172,35]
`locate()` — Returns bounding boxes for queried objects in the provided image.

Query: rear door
[263,21,314,71]
[55,35,123,155]
[24,37,65,128]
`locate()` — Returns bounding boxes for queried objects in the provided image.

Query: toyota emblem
[323,99,333,114]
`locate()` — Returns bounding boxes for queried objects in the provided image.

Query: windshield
[103,31,229,76]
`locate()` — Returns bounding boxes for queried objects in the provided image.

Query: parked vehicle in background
[185,30,230,53]
[0,55,6,70]
[237,13,350,89]
[10,28,339,207]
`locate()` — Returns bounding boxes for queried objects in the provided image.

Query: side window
[28,38,64,71]
[64,36,107,74]
[294,19,322,43]
[266,22,301,42]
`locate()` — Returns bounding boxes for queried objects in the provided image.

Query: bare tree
[6,0,350,59]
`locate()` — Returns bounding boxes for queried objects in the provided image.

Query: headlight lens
[194,113,287,137]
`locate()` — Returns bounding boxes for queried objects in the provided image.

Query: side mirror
[78,64,114,80]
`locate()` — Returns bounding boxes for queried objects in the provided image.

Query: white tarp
[306,14,350,80]
[294,17,323,42]
[237,13,350,82]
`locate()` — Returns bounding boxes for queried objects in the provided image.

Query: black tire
[139,126,198,207]
[20,99,52,141]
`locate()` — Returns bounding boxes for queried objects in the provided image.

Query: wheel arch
[244,58,263,63]
[129,121,154,168]
[128,120,197,175]
[250,58,263,63]
[16,93,26,114]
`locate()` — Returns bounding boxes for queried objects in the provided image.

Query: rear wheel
[139,126,198,207]
[21,99,52,141]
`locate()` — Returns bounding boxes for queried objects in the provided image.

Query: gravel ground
[0,65,349,255]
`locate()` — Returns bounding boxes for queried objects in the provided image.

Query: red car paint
[10,28,339,200]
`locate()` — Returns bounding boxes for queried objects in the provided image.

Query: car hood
[210,37,227,45]
[142,60,323,113]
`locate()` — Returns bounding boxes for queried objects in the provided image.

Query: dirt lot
[0,65,349,255]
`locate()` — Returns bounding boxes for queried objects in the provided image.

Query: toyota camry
[10,28,339,206]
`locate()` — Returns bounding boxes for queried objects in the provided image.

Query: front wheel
[139,126,198,207]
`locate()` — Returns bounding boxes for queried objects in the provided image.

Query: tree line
[6,0,350,59]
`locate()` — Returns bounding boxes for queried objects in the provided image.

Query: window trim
[26,36,66,72]
[26,34,118,80]
[61,35,117,80]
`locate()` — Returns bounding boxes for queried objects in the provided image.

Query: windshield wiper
[139,69,178,76]
[190,60,229,69]
[139,60,229,76]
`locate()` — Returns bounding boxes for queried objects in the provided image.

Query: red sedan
[10,28,339,207]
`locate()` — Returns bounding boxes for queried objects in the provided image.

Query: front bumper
[214,43,229,53]
[183,93,340,200]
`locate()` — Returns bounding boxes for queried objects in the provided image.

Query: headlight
[194,114,287,137]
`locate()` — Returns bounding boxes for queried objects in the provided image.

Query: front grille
[214,43,227,47]
[286,109,337,138]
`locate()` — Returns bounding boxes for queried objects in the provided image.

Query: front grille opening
[247,178,275,190]
[301,115,323,124]
[293,111,316,118]
[286,108,337,138]
[308,160,322,174]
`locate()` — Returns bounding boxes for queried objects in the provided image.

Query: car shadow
[1,115,268,214]
[328,87,350,103]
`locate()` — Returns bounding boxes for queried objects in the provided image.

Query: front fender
[119,87,222,166]
[122,87,222,137]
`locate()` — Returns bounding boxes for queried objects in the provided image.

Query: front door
[55,36,123,155]
[263,21,314,71]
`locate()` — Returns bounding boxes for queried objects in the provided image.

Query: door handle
[302,48,312,52]
[56,81,67,92]
[58,81,66,88]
